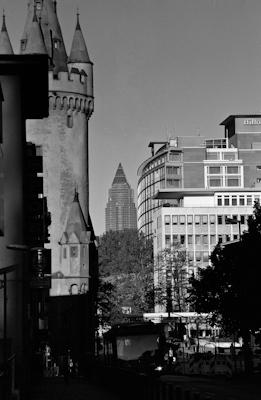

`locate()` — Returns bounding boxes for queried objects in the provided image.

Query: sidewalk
[30,377,121,400]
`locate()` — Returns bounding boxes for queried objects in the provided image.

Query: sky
[3,0,261,235]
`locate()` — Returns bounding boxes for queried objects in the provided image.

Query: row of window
[217,194,260,207]
[207,165,240,175]
[164,233,239,247]
[205,150,238,161]
[163,214,248,226]
[206,176,241,188]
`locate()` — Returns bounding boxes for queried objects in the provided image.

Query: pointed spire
[112,163,128,185]
[0,10,14,54]
[23,4,47,55]
[21,0,68,73]
[64,191,89,239]
[68,10,90,63]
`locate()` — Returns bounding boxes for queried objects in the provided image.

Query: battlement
[48,93,94,117]
[49,69,91,98]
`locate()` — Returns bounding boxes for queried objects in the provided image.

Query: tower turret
[0,11,14,54]
[23,5,47,55]
[21,0,67,73]
[68,11,94,98]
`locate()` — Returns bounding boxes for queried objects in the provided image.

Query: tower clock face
[36,2,42,11]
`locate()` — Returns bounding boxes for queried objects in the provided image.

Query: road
[160,374,261,400]
[30,377,121,400]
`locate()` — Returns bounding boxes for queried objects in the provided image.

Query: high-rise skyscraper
[105,163,137,232]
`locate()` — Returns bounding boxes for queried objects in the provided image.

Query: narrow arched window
[67,114,73,128]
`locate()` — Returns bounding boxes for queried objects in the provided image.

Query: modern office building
[105,163,137,232]
[138,115,261,239]
[138,115,261,311]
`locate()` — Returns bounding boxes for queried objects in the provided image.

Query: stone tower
[19,0,94,293]
[105,163,137,232]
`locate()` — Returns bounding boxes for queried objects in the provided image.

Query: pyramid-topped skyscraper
[105,163,137,232]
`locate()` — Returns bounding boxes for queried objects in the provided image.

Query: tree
[98,229,154,325]
[189,202,261,372]
[155,243,189,314]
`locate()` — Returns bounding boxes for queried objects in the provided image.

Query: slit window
[67,114,73,128]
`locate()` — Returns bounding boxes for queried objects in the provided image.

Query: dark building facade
[105,163,137,232]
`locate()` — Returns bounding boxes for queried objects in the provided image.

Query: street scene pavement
[161,374,261,400]
[30,377,121,400]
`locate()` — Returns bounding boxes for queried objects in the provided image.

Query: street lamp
[225,217,241,240]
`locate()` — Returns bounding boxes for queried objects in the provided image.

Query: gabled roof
[68,13,90,63]
[63,190,89,241]
[112,163,128,185]
[21,0,67,73]
[0,12,14,54]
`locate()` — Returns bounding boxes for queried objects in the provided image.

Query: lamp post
[225,217,242,240]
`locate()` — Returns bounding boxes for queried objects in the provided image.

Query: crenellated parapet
[48,93,94,117]
[48,69,94,117]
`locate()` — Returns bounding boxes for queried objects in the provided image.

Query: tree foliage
[189,202,261,337]
[97,229,154,325]
[155,243,189,313]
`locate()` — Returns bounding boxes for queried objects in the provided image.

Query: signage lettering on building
[243,119,261,126]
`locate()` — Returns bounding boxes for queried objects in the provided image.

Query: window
[210,235,216,245]
[187,215,193,225]
[164,215,170,225]
[233,234,238,240]
[217,215,223,225]
[166,166,180,175]
[188,235,193,245]
[209,178,222,187]
[224,196,229,206]
[165,235,171,247]
[227,178,240,187]
[179,215,185,225]
[180,235,185,244]
[195,235,201,245]
[217,196,222,206]
[209,166,221,174]
[203,235,208,245]
[63,248,67,259]
[70,246,78,257]
[226,235,230,242]
[239,196,245,206]
[172,215,178,225]
[172,235,178,243]
[206,152,219,160]
[223,152,236,161]
[166,179,180,188]
[21,39,26,51]
[67,114,73,128]
[202,215,208,225]
[169,152,181,162]
[195,215,200,225]
[227,166,239,174]
[232,196,237,206]
[210,215,216,225]
[218,235,223,243]
[195,252,201,262]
